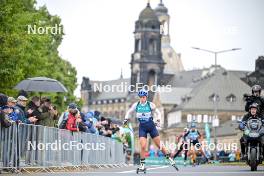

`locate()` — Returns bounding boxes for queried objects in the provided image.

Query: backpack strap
[135,101,140,112]
[147,101,154,117]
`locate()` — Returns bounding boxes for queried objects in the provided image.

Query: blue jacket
[14,104,31,124]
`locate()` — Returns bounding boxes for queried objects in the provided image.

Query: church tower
[155,0,184,74]
[130,2,165,92]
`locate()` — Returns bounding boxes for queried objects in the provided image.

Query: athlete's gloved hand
[155,119,161,128]
[123,119,129,126]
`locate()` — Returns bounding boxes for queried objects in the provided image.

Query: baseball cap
[8,97,17,103]
[17,96,28,101]
[68,103,77,110]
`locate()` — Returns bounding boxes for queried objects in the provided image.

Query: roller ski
[136,162,146,174]
[166,155,179,171]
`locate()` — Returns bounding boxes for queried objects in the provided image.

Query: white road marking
[118,165,169,173]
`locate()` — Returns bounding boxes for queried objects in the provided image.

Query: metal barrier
[0,122,126,171]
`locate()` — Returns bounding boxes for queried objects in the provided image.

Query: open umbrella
[14,77,68,93]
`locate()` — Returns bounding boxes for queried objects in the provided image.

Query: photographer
[243,85,264,121]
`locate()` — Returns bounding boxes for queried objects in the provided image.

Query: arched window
[135,39,141,52]
[209,93,220,102]
[148,39,157,54]
[226,94,236,103]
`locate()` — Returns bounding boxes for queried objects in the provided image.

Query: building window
[209,93,220,102]
[109,100,112,103]
[103,100,107,104]
[148,39,157,55]
[226,94,236,103]
[135,39,141,52]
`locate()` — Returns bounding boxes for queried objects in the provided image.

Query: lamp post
[192,47,241,160]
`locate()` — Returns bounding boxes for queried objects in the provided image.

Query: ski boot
[136,159,146,174]
[166,154,179,171]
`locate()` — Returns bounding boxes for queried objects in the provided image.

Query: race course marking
[118,165,169,173]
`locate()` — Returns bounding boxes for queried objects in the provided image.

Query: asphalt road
[2,164,264,176]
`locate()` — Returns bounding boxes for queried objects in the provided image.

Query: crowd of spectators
[0,93,58,127]
[58,102,122,139]
[1,93,124,142]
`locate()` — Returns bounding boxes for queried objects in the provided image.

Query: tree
[0,0,78,110]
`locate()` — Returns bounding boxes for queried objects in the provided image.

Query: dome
[155,1,168,14]
[139,3,159,21]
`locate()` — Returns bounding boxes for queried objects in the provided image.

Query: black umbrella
[14,77,68,93]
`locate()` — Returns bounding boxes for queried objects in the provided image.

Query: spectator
[83,111,97,134]
[66,107,80,132]
[38,97,58,127]
[58,103,76,129]
[219,150,225,157]
[98,117,114,137]
[14,96,37,124]
[0,93,8,107]
[7,97,17,107]
[109,123,120,137]
[157,150,164,157]
[27,96,48,126]
[76,111,88,132]
[228,151,236,162]
[149,145,156,157]
[235,149,241,161]
[1,106,19,122]
[0,93,12,128]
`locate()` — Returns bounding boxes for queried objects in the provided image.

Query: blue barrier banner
[204,123,211,144]
[145,157,191,165]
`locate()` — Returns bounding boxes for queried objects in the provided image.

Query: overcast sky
[36,0,264,96]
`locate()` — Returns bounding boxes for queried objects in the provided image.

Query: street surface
[2,164,263,176]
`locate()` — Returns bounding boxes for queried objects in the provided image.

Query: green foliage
[0,0,78,111]
[125,132,132,148]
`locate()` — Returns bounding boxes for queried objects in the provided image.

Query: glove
[123,119,128,126]
[239,122,245,130]
[155,119,161,128]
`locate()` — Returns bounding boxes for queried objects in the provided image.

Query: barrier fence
[0,123,126,171]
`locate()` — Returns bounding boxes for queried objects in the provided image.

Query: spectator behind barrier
[38,97,58,127]
[14,96,37,124]
[66,107,81,132]
[1,106,19,122]
[7,97,17,107]
[83,111,97,134]
[0,93,12,128]
[27,96,43,125]
[58,103,77,129]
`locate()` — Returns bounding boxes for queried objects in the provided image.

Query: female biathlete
[124,89,178,173]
